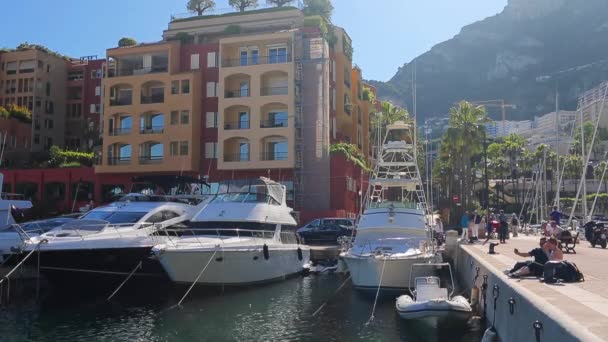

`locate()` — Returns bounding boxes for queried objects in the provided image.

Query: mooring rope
[366,256,388,325]
[106,260,143,301]
[173,248,218,308]
[311,274,352,317]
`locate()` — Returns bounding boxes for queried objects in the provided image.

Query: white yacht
[22,193,211,277]
[152,177,310,286]
[0,173,34,260]
[342,121,438,291]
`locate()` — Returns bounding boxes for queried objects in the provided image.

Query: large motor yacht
[152,177,310,286]
[341,121,439,291]
[22,193,211,278]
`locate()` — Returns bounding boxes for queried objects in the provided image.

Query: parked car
[297,218,355,245]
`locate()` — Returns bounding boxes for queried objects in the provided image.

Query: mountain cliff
[370,0,608,120]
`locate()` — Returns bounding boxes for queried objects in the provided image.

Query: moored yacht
[152,177,310,286]
[22,193,211,278]
[342,121,439,291]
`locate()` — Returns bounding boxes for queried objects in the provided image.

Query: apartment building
[95,41,201,174]
[0,47,67,151]
[65,56,105,151]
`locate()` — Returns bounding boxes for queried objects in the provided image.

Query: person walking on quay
[433,217,444,246]
[472,211,482,240]
[498,210,508,243]
[461,211,470,241]
[510,213,519,237]
[550,206,562,225]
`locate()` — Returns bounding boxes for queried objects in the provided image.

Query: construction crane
[469,100,516,134]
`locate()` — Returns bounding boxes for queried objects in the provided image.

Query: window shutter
[90,104,96,113]
[191,54,200,70]
[95,86,101,96]
[207,52,217,68]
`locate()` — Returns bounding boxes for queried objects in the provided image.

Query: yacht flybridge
[342,121,439,291]
[152,177,310,286]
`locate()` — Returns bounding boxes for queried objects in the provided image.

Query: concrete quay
[453,235,608,342]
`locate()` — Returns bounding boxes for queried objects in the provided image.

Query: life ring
[263,244,270,260]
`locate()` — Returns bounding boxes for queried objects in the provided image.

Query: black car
[296,218,355,245]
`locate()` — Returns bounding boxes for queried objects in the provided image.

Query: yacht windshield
[212,178,283,205]
[1,219,73,233]
[80,211,147,224]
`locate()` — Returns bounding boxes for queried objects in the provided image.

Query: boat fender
[470,286,480,310]
[263,244,270,260]
[297,247,303,261]
[481,327,497,342]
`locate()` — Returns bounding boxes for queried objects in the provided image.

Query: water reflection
[0,274,479,341]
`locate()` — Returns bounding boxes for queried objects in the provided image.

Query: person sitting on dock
[547,221,564,238]
[509,238,563,278]
[505,237,547,277]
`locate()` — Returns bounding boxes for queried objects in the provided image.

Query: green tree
[595,160,608,193]
[0,106,9,119]
[187,0,215,15]
[266,0,293,6]
[118,37,137,47]
[446,101,487,210]
[229,0,258,12]
[303,0,333,21]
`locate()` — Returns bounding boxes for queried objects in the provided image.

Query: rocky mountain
[370,0,608,121]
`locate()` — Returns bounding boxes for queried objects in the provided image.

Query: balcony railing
[109,128,132,136]
[221,55,292,68]
[19,68,35,74]
[225,88,250,98]
[261,152,288,161]
[224,153,249,162]
[110,98,132,106]
[108,157,131,165]
[224,121,249,130]
[261,87,288,96]
[140,126,164,134]
[107,66,168,77]
[140,94,165,104]
[139,156,164,164]
[260,119,288,128]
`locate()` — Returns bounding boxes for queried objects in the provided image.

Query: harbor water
[0,272,481,342]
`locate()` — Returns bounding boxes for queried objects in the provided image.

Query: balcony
[260,151,288,161]
[225,88,250,98]
[139,156,163,164]
[222,54,292,68]
[225,119,250,130]
[261,87,288,96]
[140,94,164,104]
[224,153,250,162]
[110,98,132,106]
[107,53,169,77]
[108,157,131,165]
[109,128,132,136]
[140,126,164,134]
[260,118,288,128]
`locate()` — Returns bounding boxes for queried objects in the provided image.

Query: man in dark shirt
[506,238,548,275]
[550,206,561,225]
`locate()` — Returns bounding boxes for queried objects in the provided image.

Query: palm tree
[371,101,410,157]
[445,101,488,211]
[503,133,525,205]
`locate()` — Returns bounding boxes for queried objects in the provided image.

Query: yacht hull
[342,253,438,291]
[24,247,166,278]
[154,246,310,285]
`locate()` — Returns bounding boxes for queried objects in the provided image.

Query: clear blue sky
[3,0,507,81]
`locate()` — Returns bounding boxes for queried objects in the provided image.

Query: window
[207,52,217,68]
[239,81,249,97]
[331,60,336,82]
[205,142,217,159]
[6,62,17,75]
[344,65,351,87]
[344,94,351,115]
[90,104,96,114]
[170,111,179,125]
[206,82,217,97]
[45,82,51,96]
[47,64,50,72]
[170,141,179,156]
[251,49,259,65]
[238,112,249,129]
[268,111,287,127]
[95,86,101,96]
[331,88,336,110]
[180,141,188,155]
[239,142,249,161]
[267,140,288,160]
[206,112,218,128]
[171,80,179,95]
[268,46,288,64]
[240,50,248,66]
[34,134,40,145]
[180,110,189,124]
[190,54,200,70]
[181,80,190,94]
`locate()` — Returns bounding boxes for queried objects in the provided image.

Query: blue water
[0,273,481,342]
